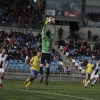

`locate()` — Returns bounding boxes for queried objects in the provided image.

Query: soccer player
[24,51,41,89]
[0,47,9,89]
[40,18,56,85]
[83,59,94,88]
[85,60,100,87]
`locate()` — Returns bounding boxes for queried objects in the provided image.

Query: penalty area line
[5,88,95,100]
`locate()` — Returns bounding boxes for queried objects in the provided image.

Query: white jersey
[0,54,8,69]
[90,63,100,79]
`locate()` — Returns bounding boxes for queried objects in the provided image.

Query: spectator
[58,26,63,39]
[88,30,92,41]
[83,17,87,27]
[66,64,71,75]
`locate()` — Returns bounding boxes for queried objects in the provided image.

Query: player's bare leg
[0,72,4,89]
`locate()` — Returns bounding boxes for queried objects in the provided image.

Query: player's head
[2,47,7,54]
[36,50,41,57]
[46,30,51,38]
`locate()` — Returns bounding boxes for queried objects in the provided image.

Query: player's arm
[42,17,49,38]
[29,57,34,66]
[42,26,46,38]
[4,56,9,72]
[51,24,56,39]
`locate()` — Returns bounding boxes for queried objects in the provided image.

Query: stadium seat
[13,60,18,64]
[18,60,23,64]
[8,63,15,70]
[72,59,76,63]
[9,59,14,64]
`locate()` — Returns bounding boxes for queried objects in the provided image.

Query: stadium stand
[2,0,100,79]
[0,29,61,72]
[58,36,100,74]
[88,12,100,22]
[0,0,43,29]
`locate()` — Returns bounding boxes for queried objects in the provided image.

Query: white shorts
[90,72,99,80]
[0,68,5,73]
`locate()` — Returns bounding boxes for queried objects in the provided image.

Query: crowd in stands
[0,29,61,67]
[58,36,100,70]
[0,29,40,61]
[88,12,100,22]
[0,0,43,29]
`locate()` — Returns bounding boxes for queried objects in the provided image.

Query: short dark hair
[46,30,51,37]
[2,47,7,50]
[37,50,41,53]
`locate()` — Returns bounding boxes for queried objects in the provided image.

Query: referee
[40,18,56,85]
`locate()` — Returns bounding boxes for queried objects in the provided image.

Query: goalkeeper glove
[44,17,49,26]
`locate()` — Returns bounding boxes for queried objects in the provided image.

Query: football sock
[25,78,34,87]
[26,78,30,82]
[85,80,90,86]
[40,67,43,75]
[0,79,2,88]
[85,79,87,86]
[26,81,31,87]
[92,80,97,85]
[46,68,50,80]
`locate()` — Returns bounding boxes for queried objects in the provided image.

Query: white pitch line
[5,88,96,100]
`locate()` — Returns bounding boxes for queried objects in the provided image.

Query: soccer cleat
[45,79,48,85]
[25,86,28,90]
[0,84,3,89]
[84,86,87,88]
[91,84,93,87]
[40,76,44,83]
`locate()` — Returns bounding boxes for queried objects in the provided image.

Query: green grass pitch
[0,80,100,100]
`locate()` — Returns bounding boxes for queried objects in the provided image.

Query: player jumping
[24,51,41,89]
[85,60,100,87]
[83,59,94,88]
[40,18,56,85]
[0,47,9,89]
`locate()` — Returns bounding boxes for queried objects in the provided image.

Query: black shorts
[41,53,51,64]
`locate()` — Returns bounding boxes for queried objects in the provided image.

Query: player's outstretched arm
[42,18,49,38]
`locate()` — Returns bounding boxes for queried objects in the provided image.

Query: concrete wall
[86,0,100,6]
[5,72,85,82]
[78,27,100,40]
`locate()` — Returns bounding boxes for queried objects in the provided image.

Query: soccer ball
[48,17,55,24]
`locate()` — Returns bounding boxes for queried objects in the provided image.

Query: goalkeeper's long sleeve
[42,26,46,38]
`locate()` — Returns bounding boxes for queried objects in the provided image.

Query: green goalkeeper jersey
[42,26,56,53]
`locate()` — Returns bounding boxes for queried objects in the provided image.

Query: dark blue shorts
[86,73,91,79]
[30,70,38,79]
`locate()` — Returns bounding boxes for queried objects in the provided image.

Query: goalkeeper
[40,18,56,85]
